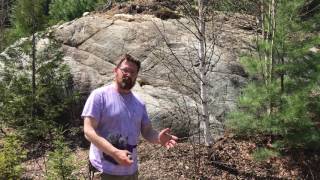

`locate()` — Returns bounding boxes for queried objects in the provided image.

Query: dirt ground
[137,135,320,180]
[22,133,320,180]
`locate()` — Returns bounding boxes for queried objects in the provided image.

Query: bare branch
[151,20,200,85]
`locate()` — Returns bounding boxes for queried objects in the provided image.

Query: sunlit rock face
[2,12,256,140]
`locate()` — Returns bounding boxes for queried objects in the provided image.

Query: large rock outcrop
[2,12,256,139]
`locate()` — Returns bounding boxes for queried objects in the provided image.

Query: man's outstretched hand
[159,128,178,149]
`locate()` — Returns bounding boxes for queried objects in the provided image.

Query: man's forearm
[141,126,160,144]
[84,126,118,156]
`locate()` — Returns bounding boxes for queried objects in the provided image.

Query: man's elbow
[84,133,90,141]
[83,127,93,142]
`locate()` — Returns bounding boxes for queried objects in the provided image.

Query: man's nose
[123,72,131,77]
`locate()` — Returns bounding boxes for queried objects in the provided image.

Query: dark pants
[100,171,138,180]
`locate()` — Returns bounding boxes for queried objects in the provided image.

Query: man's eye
[120,68,136,74]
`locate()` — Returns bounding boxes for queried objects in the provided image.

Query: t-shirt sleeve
[81,90,102,123]
[141,104,151,126]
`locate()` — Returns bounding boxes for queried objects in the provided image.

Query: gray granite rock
[1,13,256,140]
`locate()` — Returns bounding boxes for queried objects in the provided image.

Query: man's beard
[119,77,135,90]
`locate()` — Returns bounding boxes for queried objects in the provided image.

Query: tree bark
[198,0,212,146]
[31,0,36,118]
[0,0,6,51]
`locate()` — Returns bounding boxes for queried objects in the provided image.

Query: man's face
[115,60,139,91]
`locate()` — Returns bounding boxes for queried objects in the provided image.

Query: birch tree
[149,0,235,146]
[197,0,212,146]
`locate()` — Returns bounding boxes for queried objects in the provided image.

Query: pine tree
[45,128,77,180]
[0,38,78,139]
[11,0,47,36]
[10,0,48,119]
[227,0,320,150]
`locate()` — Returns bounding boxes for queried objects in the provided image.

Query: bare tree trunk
[31,0,36,118]
[267,0,276,114]
[198,0,212,146]
[261,0,277,115]
[32,33,36,98]
[263,1,269,88]
[270,0,276,81]
[258,0,265,80]
[0,0,6,51]
[261,1,273,117]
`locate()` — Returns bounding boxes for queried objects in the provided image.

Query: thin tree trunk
[32,33,36,97]
[268,0,276,114]
[0,0,6,51]
[280,56,284,93]
[270,0,276,81]
[198,0,212,146]
[265,0,272,115]
[31,0,36,118]
[31,33,36,118]
[263,1,270,88]
[259,0,265,81]
[44,0,51,15]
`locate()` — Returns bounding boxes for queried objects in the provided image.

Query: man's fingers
[165,139,177,149]
[126,151,133,160]
[170,139,177,145]
[127,154,132,160]
[161,128,171,136]
[160,128,178,149]
[114,150,134,166]
[170,135,178,140]
[165,134,178,143]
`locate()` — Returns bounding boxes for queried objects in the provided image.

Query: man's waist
[126,144,137,152]
[89,157,138,176]
[102,144,137,165]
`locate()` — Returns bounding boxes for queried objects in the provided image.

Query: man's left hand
[159,128,178,149]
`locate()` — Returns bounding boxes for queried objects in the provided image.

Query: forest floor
[138,134,320,180]
[22,133,320,179]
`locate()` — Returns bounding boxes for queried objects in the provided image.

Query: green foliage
[2,0,111,51]
[48,0,106,24]
[211,0,259,15]
[0,134,27,179]
[0,37,79,140]
[45,129,77,180]
[226,0,320,151]
[1,0,48,53]
[11,0,48,36]
[252,147,279,162]
[0,28,19,52]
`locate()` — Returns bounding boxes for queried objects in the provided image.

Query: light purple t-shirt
[81,84,151,175]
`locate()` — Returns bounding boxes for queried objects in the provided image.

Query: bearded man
[82,54,178,180]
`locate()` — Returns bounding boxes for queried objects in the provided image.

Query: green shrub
[49,0,106,24]
[45,129,77,180]
[0,37,79,140]
[252,148,279,162]
[0,134,27,179]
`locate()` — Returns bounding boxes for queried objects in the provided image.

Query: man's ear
[113,67,117,73]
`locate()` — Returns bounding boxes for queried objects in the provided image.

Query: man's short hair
[116,54,141,72]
